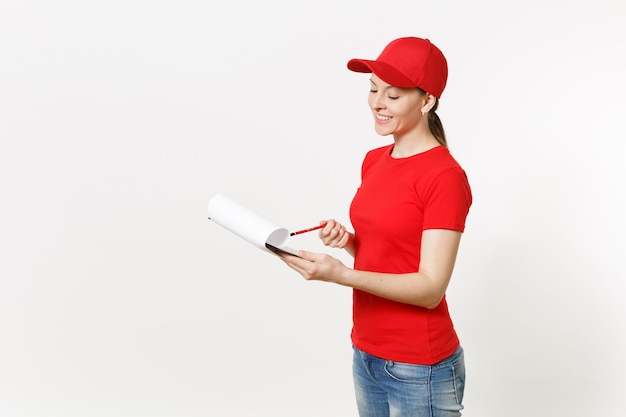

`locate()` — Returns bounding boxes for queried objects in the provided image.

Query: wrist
[338,265,358,287]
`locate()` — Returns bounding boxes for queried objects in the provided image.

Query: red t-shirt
[349,144,472,364]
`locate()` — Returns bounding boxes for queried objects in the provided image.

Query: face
[367,74,427,138]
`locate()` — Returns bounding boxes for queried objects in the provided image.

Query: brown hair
[418,88,447,148]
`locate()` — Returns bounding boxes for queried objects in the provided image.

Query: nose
[369,92,385,110]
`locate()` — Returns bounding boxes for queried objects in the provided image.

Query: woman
[277,37,472,417]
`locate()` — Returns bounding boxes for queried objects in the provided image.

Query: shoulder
[364,144,392,161]
[360,144,392,174]
[418,147,472,198]
[426,147,465,172]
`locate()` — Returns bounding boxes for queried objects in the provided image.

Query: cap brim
[347,58,376,74]
[347,59,416,88]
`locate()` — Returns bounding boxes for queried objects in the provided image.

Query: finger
[330,226,346,244]
[319,219,335,237]
[297,250,319,263]
[337,232,350,248]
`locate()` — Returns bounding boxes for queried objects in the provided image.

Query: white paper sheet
[207,193,299,256]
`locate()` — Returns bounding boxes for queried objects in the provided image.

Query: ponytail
[427,99,447,148]
[417,88,447,148]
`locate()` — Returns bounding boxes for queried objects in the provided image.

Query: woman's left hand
[276,250,349,284]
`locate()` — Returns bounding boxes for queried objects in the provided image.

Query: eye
[369,89,378,93]
[387,89,401,100]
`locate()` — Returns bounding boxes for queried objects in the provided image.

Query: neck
[390,132,440,158]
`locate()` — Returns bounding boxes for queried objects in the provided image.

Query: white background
[1,1,625,416]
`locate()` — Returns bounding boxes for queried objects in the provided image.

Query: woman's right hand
[319,219,353,251]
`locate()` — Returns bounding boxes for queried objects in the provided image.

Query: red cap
[347,37,448,98]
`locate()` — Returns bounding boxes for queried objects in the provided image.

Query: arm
[278,229,462,309]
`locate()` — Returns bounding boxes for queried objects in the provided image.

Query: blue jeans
[353,345,465,417]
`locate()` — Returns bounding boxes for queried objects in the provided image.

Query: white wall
[1,1,624,416]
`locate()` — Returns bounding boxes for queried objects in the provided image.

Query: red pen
[290,223,327,236]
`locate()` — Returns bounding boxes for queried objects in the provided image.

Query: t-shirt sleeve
[422,167,472,232]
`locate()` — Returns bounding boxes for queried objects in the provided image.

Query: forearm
[338,268,447,309]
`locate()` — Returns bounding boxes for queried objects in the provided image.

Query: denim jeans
[353,345,465,417]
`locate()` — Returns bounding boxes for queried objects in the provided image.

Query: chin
[374,126,393,137]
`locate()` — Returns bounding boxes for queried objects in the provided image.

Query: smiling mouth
[376,114,392,121]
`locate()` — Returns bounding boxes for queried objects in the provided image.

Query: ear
[420,94,437,114]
